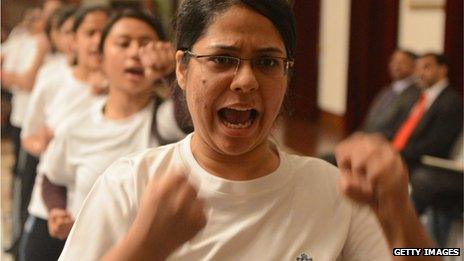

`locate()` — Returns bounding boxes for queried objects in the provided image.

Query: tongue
[222,108,251,124]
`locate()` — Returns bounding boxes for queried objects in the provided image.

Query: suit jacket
[388,86,463,166]
[363,83,420,134]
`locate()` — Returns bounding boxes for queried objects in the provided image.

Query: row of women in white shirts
[6,5,188,260]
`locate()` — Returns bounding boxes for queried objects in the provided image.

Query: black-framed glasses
[184,50,294,78]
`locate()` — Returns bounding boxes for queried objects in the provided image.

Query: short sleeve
[156,99,187,142]
[40,131,74,186]
[21,72,49,138]
[58,159,138,261]
[341,204,391,260]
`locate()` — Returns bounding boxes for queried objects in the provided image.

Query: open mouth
[218,107,259,129]
[125,67,145,78]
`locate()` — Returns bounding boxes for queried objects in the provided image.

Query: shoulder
[285,152,339,178]
[99,141,183,198]
[53,105,93,138]
[435,87,462,112]
[283,152,341,201]
[441,86,462,103]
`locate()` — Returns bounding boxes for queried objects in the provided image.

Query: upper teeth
[228,107,253,111]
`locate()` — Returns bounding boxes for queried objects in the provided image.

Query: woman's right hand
[48,208,74,240]
[103,171,207,261]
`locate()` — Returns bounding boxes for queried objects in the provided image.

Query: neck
[104,88,152,120]
[191,134,280,181]
[73,65,92,83]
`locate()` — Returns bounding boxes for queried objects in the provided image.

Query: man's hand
[48,208,74,240]
[139,41,176,83]
[102,170,207,261]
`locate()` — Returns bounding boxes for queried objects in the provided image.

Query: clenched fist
[48,208,74,240]
[139,41,176,83]
[103,170,207,261]
[335,133,409,215]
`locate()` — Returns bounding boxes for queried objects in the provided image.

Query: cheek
[186,78,218,122]
[264,86,286,118]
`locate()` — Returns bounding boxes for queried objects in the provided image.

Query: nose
[229,61,259,93]
[128,42,140,59]
[91,32,102,48]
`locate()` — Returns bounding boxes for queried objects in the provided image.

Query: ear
[175,50,187,91]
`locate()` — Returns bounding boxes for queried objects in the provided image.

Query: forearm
[376,201,439,261]
[42,175,67,211]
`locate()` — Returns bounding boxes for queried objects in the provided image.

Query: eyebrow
[114,34,155,40]
[207,44,284,55]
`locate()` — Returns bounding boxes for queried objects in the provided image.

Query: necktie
[392,94,426,151]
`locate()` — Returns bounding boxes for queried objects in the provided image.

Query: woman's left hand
[334,132,409,214]
[334,133,437,254]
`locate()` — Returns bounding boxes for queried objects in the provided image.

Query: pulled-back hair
[55,5,78,29]
[72,5,110,32]
[174,0,296,59]
[98,8,166,53]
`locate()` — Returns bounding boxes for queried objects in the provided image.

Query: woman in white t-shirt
[7,7,77,259]
[41,8,188,243]
[19,5,111,261]
[60,1,437,261]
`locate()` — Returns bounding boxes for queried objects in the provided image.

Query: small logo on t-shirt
[296,252,313,261]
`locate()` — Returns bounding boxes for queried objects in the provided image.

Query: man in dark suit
[388,53,462,168]
[397,53,463,247]
[363,50,420,134]
[321,50,420,165]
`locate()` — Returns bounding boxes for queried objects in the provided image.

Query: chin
[214,135,263,157]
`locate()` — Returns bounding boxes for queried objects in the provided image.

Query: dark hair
[174,0,296,59]
[72,5,110,32]
[45,5,77,39]
[397,49,418,61]
[56,5,77,29]
[421,52,448,66]
[98,8,166,53]
[44,9,60,52]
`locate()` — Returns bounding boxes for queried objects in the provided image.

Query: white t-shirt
[2,33,39,128]
[21,54,71,138]
[43,99,158,217]
[156,99,188,142]
[28,74,106,219]
[60,134,390,261]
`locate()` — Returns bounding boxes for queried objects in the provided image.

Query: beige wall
[317,0,446,116]
[317,0,351,116]
[398,0,446,53]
